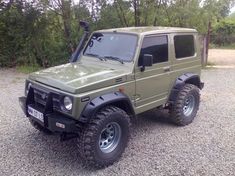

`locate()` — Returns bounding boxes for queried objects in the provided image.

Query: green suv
[19,21,204,168]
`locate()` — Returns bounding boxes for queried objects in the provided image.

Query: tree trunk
[61,0,74,54]
[114,0,129,27]
[133,0,140,26]
[206,20,211,64]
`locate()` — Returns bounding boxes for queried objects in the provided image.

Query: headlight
[63,96,73,111]
[26,82,32,95]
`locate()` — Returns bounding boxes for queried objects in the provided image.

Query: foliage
[211,19,235,46]
[0,0,69,67]
[228,11,235,19]
[16,65,42,74]
[214,19,235,35]
[0,0,234,68]
[210,43,235,49]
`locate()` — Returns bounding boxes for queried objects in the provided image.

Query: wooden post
[203,37,207,67]
[205,21,212,66]
[200,35,207,68]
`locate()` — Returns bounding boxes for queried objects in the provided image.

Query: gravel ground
[0,67,235,176]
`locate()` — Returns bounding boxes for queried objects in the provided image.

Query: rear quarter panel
[168,33,201,92]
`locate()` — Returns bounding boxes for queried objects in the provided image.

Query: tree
[1,0,234,68]
[43,0,74,53]
[212,19,235,45]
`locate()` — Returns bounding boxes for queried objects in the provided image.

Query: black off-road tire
[29,119,52,134]
[169,84,200,126]
[78,106,130,168]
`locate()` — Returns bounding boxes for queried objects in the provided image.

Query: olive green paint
[27,27,201,120]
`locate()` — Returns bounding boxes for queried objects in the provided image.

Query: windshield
[83,33,138,62]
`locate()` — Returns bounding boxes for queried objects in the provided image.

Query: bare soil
[208,49,235,65]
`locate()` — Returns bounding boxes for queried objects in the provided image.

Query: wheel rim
[99,122,121,153]
[183,95,195,116]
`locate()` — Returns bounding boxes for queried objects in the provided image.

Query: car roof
[96,26,197,35]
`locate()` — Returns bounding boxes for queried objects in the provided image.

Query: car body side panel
[134,34,172,114]
[168,33,201,95]
[132,32,201,114]
[73,74,136,120]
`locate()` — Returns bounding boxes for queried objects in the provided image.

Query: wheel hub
[99,122,121,153]
[183,95,195,116]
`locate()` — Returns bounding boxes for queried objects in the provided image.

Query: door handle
[163,66,171,72]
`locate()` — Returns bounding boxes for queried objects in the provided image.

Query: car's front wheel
[78,106,130,168]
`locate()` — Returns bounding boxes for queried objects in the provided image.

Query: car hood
[29,62,130,94]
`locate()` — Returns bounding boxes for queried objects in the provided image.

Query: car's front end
[19,79,79,134]
[19,24,141,135]
[19,59,135,134]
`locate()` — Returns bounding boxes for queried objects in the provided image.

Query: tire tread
[78,106,130,168]
[170,84,200,126]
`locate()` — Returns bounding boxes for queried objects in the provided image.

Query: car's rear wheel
[78,106,130,168]
[169,84,200,126]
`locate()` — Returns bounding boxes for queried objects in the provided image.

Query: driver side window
[138,35,168,66]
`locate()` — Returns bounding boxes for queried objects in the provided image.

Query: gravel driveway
[0,67,234,176]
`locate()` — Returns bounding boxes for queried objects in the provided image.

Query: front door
[134,35,172,113]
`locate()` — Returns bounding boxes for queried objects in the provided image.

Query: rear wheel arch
[169,73,203,102]
[79,92,135,123]
[185,75,201,89]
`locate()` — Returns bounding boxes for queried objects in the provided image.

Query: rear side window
[138,35,168,66]
[174,35,195,59]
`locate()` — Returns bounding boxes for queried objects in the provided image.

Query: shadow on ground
[21,109,174,171]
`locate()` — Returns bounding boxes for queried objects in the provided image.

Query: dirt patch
[208,49,235,66]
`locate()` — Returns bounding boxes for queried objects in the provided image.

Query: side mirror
[141,54,153,72]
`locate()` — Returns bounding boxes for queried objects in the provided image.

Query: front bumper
[19,96,78,133]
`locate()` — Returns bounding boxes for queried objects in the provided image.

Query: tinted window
[174,35,195,59]
[84,33,137,62]
[138,36,168,66]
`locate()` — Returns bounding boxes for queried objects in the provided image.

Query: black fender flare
[79,92,135,123]
[169,73,204,102]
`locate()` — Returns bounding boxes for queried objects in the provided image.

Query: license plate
[28,106,44,123]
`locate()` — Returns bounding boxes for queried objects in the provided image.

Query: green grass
[210,43,235,50]
[17,65,42,74]
[201,61,216,70]
[206,61,216,66]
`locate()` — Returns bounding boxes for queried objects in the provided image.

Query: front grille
[34,89,48,105]
[33,88,60,110]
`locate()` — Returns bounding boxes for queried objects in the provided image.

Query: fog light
[56,122,65,129]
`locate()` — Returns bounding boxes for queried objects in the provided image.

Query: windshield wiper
[102,56,124,64]
[85,53,105,61]
[85,53,124,63]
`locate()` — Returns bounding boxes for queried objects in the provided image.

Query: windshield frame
[82,32,139,63]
